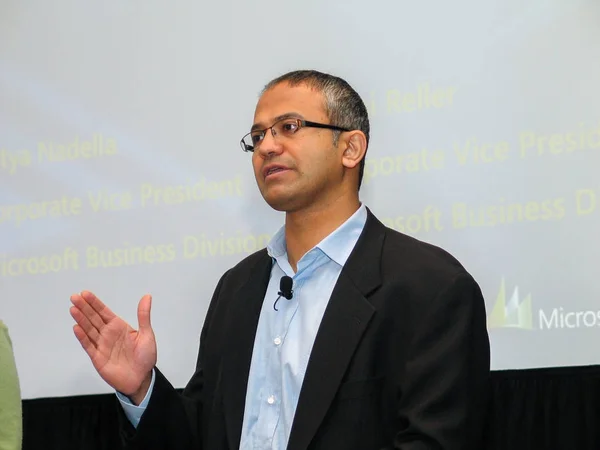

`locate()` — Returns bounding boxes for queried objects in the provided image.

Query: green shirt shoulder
[0,320,23,450]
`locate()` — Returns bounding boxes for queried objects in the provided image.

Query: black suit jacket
[119,209,490,449]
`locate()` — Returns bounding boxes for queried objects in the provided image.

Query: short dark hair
[263,70,370,190]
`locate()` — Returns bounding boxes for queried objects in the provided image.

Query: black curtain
[22,365,600,450]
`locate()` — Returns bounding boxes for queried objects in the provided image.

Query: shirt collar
[266,203,368,267]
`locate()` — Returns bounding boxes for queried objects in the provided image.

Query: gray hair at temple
[262,70,371,190]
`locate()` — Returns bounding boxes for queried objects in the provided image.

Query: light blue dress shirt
[118,204,367,450]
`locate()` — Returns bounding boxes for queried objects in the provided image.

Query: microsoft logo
[487,278,599,330]
[487,278,534,330]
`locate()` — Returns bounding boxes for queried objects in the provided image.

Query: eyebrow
[251,112,305,132]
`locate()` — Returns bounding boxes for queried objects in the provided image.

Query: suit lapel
[287,209,386,450]
[221,252,272,449]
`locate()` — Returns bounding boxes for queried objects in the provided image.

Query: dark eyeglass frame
[240,118,351,152]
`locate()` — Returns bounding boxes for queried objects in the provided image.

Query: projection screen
[0,0,598,398]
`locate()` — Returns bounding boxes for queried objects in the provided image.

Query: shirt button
[267,395,275,405]
[273,337,282,346]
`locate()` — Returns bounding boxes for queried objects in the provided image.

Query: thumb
[137,294,153,332]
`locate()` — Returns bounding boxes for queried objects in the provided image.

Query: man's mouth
[263,165,289,178]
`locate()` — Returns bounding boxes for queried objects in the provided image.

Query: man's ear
[341,131,367,169]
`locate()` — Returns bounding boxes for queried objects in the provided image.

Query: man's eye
[281,122,299,133]
[251,133,263,145]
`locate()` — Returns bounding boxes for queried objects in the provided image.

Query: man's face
[251,82,344,213]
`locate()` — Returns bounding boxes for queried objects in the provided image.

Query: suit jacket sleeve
[117,269,231,450]
[392,272,491,450]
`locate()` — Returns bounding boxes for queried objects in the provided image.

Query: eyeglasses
[240,117,351,152]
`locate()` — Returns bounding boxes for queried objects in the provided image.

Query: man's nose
[256,129,283,158]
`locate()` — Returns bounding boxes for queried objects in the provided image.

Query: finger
[70,292,112,332]
[70,294,106,334]
[70,306,101,345]
[137,294,152,332]
[73,324,97,356]
[80,291,117,324]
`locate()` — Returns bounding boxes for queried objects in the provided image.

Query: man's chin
[261,191,299,213]
[263,197,292,212]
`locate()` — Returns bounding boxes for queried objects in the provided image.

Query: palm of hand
[70,291,157,397]
[92,317,156,395]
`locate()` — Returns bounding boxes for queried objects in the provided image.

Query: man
[0,320,23,450]
[70,70,490,449]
